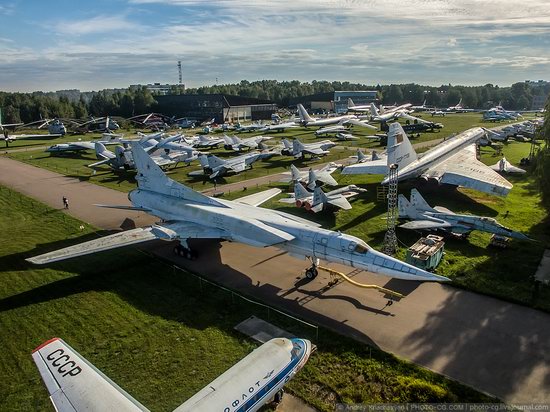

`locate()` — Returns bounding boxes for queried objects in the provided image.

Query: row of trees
[0,87,156,124]
[1,80,548,124]
[535,101,550,205]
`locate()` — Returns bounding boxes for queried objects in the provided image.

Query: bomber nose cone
[368,249,450,282]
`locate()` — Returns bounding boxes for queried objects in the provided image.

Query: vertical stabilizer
[312,186,327,208]
[398,193,413,218]
[290,164,302,181]
[348,98,356,108]
[294,182,311,200]
[292,139,305,157]
[297,104,315,123]
[387,123,417,168]
[370,103,379,117]
[409,189,435,212]
[131,144,215,204]
[357,149,366,162]
[206,154,225,169]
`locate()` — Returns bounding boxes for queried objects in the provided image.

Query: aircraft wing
[430,145,513,196]
[26,227,161,264]
[87,159,112,168]
[32,338,149,412]
[9,133,62,139]
[326,195,352,210]
[228,161,247,173]
[341,158,388,175]
[399,220,453,230]
[304,147,328,156]
[235,188,281,207]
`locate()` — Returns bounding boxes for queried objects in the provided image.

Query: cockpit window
[354,243,369,254]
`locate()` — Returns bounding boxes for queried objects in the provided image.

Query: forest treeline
[1,80,548,124]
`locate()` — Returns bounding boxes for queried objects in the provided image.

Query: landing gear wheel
[305,267,318,279]
[173,244,196,260]
[273,389,284,404]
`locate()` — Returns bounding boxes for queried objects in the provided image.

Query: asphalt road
[1,155,549,404]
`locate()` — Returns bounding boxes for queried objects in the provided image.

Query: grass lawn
[0,186,494,411]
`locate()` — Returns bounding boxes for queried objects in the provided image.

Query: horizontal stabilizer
[93,204,152,212]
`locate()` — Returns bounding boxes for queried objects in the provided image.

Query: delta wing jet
[27,143,449,282]
[344,123,513,197]
[280,182,366,212]
[281,138,336,159]
[32,337,311,412]
[398,189,530,240]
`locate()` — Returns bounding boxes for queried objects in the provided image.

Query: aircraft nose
[367,249,450,282]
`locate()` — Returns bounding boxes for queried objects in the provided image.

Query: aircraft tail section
[131,144,215,204]
[297,104,314,123]
[294,182,311,200]
[312,186,327,209]
[409,189,435,212]
[356,149,366,162]
[370,103,379,117]
[387,123,417,168]
[347,98,356,108]
[206,154,226,169]
[32,338,149,412]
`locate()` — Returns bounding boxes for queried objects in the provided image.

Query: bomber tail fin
[387,123,417,168]
[347,98,356,109]
[297,104,315,123]
[132,144,215,204]
[370,103,379,117]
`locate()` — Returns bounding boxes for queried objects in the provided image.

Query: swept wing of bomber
[27,143,449,282]
[32,337,311,412]
[398,189,530,240]
[342,122,513,196]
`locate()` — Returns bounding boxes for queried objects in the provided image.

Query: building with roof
[154,94,277,123]
[289,90,378,113]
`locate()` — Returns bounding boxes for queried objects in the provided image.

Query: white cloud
[53,15,139,35]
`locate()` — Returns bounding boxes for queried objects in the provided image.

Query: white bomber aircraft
[27,143,448,282]
[32,337,311,412]
[343,123,513,197]
[296,104,357,127]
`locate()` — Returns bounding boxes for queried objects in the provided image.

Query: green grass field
[0,186,495,411]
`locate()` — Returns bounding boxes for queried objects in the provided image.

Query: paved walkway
[1,155,549,404]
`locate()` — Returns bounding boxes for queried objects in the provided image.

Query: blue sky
[1,0,549,92]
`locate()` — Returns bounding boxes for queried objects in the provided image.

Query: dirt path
[1,155,549,404]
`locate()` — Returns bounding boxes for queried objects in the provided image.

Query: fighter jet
[314,119,376,136]
[32,337,311,412]
[222,134,273,151]
[280,182,366,212]
[398,189,530,240]
[27,143,449,282]
[490,157,526,174]
[280,163,341,189]
[343,123,513,197]
[189,151,275,179]
[235,122,265,132]
[369,103,405,122]
[296,104,357,127]
[281,138,336,159]
[45,134,125,154]
[192,134,225,148]
[88,142,194,170]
